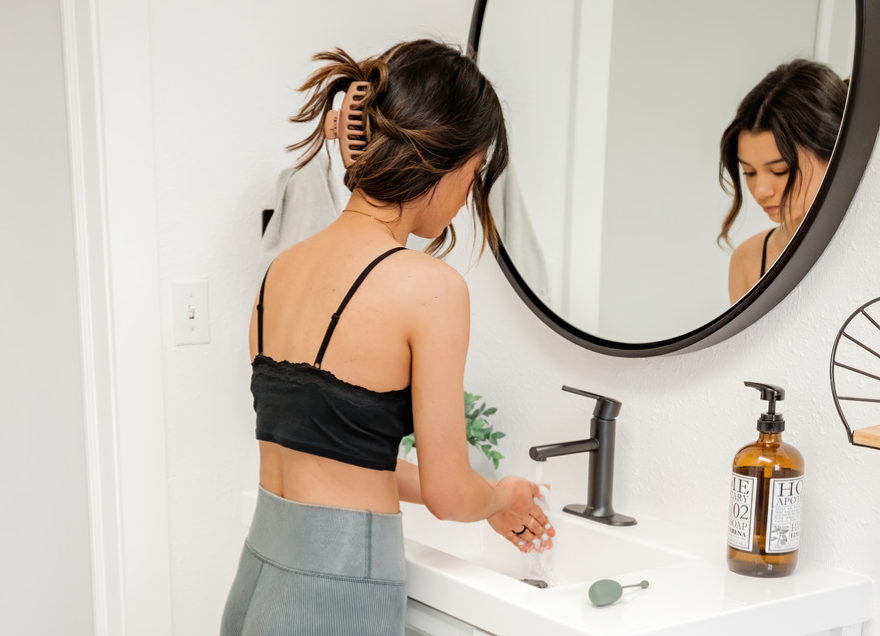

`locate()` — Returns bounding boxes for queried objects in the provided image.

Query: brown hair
[288,39,509,257]
[717,59,847,249]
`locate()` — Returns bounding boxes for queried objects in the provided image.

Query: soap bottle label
[765,476,803,553]
[727,473,757,551]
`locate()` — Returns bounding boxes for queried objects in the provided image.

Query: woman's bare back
[250,224,434,513]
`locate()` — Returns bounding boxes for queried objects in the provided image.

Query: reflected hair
[287,39,508,257]
[717,59,847,249]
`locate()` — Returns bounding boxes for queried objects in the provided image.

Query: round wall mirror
[470,0,880,357]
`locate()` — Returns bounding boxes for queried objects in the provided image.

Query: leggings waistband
[246,487,406,582]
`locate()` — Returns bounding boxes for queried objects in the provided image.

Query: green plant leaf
[487,450,504,470]
[461,390,505,467]
[464,393,481,410]
[401,434,415,454]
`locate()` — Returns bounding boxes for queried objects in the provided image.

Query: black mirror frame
[469,0,880,357]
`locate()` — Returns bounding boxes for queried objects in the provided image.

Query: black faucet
[529,386,636,526]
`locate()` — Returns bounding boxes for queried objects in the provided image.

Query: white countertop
[240,491,872,636]
[401,501,873,636]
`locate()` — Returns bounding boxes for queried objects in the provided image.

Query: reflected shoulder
[728,230,772,303]
[730,230,771,264]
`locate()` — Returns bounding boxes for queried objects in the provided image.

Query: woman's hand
[487,476,555,553]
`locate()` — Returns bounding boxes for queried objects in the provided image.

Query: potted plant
[401,391,505,472]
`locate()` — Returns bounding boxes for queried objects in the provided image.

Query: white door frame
[62,0,174,634]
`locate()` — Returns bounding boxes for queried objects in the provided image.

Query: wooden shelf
[853,425,880,449]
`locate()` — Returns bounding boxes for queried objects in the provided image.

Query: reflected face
[737,130,828,229]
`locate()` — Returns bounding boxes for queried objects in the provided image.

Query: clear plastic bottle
[727,382,805,578]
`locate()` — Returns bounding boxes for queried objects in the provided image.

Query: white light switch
[172,280,210,345]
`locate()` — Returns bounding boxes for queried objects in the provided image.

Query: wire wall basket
[830,296,880,449]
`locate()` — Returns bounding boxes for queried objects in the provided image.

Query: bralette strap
[256,266,271,355]
[314,246,407,368]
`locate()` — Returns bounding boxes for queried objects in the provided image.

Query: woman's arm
[403,259,552,550]
[405,261,505,521]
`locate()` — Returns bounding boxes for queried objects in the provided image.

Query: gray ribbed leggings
[220,487,406,635]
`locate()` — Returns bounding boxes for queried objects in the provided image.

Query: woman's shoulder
[378,250,470,338]
[394,250,468,301]
[393,252,470,344]
[730,229,774,265]
[728,228,774,303]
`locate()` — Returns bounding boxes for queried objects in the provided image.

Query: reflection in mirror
[719,59,848,304]
[479,0,854,343]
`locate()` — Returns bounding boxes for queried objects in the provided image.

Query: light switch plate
[172,280,210,345]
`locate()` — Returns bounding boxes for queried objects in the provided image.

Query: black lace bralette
[250,247,413,472]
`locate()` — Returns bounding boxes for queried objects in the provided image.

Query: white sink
[401,502,694,591]
[400,500,872,636]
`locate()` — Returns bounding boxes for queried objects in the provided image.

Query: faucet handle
[562,385,622,421]
[562,385,602,400]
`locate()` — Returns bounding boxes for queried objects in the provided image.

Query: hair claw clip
[324,81,369,168]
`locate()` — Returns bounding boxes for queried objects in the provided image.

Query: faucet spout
[529,438,599,461]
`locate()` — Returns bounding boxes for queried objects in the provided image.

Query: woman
[718,58,847,304]
[220,40,554,636]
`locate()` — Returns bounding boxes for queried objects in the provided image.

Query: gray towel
[258,148,349,274]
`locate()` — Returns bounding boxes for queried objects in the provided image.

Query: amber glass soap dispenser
[727,381,804,577]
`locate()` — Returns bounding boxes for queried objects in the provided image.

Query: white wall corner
[63,0,173,634]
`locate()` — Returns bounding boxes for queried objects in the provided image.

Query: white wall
[0,1,94,634]
[99,0,880,632]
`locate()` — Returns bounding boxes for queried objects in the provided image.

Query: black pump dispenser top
[744,381,786,433]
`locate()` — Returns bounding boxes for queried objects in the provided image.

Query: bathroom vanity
[240,491,871,635]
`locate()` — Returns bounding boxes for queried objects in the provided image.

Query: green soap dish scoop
[588,579,649,606]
